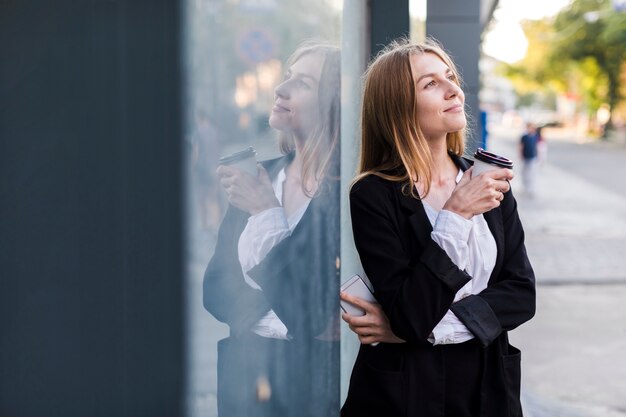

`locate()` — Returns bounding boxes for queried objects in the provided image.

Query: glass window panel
[182,1,342,416]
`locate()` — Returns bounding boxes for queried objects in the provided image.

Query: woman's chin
[268,115,286,131]
[449,117,466,132]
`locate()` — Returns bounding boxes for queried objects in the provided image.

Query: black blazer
[204,153,340,417]
[204,153,340,338]
[341,154,536,417]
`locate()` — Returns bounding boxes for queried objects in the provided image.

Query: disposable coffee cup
[219,146,258,176]
[472,148,513,177]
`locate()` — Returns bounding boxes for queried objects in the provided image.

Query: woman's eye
[447,74,456,81]
[425,80,436,88]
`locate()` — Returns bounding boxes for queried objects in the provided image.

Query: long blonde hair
[277,43,341,197]
[356,38,465,198]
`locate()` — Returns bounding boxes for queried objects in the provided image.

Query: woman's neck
[286,140,320,194]
[427,137,457,185]
[288,140,305,180]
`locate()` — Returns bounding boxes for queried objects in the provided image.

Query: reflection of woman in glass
[204,43,340,417]
[340,39,535,417]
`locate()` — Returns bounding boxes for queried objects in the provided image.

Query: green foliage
[499,19,563,107]
[516,92,540,108]
[551,0,626,124]
[499,0,626,123]
[578,57,609,112]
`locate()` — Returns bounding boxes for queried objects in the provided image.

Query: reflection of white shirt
[238,167,311,339]
[424,169,497,345]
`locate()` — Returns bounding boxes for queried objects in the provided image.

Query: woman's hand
[340,292,406,345]
[217,164,280,215]
[443,167,514,219]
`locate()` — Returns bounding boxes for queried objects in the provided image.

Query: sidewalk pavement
[488,125,626,417]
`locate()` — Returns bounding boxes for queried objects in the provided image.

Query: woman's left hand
[443,167,513,219]
[217,164,280,215]
[340,292,406,345]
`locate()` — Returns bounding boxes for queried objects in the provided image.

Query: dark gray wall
[0,1,184,416]
[370,0,410,56]
[427,0,482,151]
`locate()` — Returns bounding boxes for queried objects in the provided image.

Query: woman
[203,43,341,417]
[340,39,535,417]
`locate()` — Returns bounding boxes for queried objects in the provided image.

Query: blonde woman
[340,39,535,417]
[204,43,340,417]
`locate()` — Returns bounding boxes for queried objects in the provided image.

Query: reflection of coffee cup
[472,148,513,177]
[219,146,258,176]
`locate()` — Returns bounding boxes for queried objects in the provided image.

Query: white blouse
[237,167,311,340]
[423,169,497,345]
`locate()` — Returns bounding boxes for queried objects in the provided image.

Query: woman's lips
[272,104,290,113]
[444,104,463,113]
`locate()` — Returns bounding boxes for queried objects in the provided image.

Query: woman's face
[409,52,466,141]
[269,52,324,140]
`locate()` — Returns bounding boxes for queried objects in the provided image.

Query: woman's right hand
[217,164,280,215]
[340,292,406,345]
[443,167,514,219]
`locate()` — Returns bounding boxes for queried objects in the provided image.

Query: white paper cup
[472,148,513,177]
[219,146,258,176]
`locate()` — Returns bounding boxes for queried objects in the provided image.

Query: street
[489,124,626,417]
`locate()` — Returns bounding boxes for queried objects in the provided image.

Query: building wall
[0,1,184,416]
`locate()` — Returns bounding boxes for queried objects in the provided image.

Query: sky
[482,0,573,63]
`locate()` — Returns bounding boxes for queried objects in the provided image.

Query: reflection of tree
[500,0,626,134]
[184,0,341,146]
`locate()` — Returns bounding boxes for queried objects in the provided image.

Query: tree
[551,0,626,132]
[500,19,561,96]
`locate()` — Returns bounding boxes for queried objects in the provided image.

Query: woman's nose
[445,82,461,100]
[274,81,289,99]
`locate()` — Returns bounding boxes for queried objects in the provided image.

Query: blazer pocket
[343,346,407,417]
[501,344,522,417]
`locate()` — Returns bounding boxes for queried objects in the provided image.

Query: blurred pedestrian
[520,122,539,197]
[203,43,341,417]
[536,125,548,165]
[340,38,536,417]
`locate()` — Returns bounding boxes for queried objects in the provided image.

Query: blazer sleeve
[450,188,536,347]
[248,188,340,340]
[350,177,472,345]
[203,205,272,335]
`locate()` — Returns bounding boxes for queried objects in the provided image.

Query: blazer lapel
[397,153,476,249]
[484,204,504,284]
[262,152,293,180]
[452,153,505,283]
[397,183,432,248]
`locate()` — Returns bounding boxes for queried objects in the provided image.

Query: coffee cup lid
[219,146,257,165]
[473,148,513,168]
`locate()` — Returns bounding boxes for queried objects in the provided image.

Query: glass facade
[182,1,343,416]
